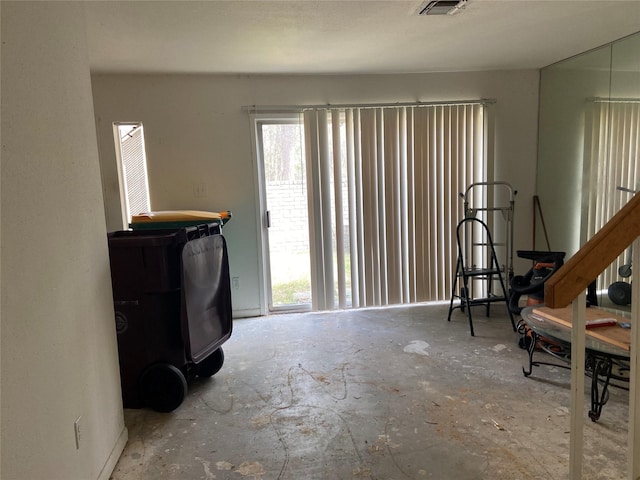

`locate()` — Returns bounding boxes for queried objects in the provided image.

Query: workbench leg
[588,356,612,422]
[522,328,537,377]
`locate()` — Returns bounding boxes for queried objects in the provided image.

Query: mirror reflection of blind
[585,100,640,290]
[120,125,151,219]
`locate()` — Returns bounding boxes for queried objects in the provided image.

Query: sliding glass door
[254,116,312,312]
[253,102,490,314]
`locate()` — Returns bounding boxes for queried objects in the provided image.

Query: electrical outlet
[193,182,207,198]
[232,277,240,290]
[74,416,82,450]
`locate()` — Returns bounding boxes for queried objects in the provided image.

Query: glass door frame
[250,112,312,314]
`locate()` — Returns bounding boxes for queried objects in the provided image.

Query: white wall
[91,70,540,316]
[537,60,611,256]
[1,3,126,479]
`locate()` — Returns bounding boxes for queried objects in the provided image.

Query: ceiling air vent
[419,0,466,16]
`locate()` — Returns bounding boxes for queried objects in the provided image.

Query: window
[113,123,151,227]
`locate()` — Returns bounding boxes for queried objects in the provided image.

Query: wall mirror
[536,32,640,298]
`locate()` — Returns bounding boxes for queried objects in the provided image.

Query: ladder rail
[460,181,517,283]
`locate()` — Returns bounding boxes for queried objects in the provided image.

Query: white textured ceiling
[84,0,640,75]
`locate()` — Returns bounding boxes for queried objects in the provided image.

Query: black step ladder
[447,217,516,336]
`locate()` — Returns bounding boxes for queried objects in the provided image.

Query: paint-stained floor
[110,303,630,480]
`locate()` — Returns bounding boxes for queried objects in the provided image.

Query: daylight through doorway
[259,120,312,311]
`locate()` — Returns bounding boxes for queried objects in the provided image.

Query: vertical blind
[585,100,640,291]
[303,103,488,311]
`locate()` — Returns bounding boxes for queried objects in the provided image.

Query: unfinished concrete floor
[110,303,630,480]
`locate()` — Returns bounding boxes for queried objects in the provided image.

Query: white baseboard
[232,308,262,318]
[97,426,128,480]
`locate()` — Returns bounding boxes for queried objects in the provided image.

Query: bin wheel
[139,363,188,413]
[197,348,225,378]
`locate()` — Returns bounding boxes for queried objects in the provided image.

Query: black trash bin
[107,223,232,412]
